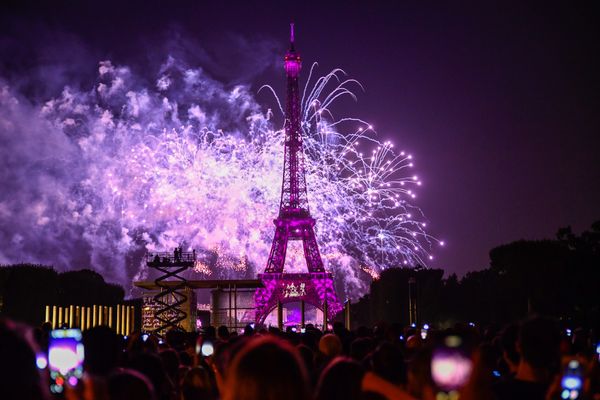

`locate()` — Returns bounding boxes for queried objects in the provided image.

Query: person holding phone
[493,317,562,400]
[0,319,50,400]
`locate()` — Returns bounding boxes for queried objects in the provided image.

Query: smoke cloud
[0,29,282,288]
[0,27,433,300]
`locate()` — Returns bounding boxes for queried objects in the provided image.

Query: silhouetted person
[0,319,50,400]
[350,337,373,362]
[217,325,230,341]
[129,352,174,400]
[297,344,315,376]
[203,326,217,340]
[108,369,155,400]
[493,316,561,400]
[315,357,365,400]
[318,333,342,359]
[83,325,120,376]
[179,350,192,367]
[223,336,309,400]
[165,328,186,351]
[370,341,406,385]
[159,349,180,392]
[499,323,520,377]
[243,324,255,336]
[181,366,215,400]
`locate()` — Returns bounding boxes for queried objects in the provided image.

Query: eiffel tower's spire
[281,21,306,213]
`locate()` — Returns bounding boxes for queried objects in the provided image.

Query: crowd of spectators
[0,315,598,399]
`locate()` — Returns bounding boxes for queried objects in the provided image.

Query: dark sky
[1,0,598,276]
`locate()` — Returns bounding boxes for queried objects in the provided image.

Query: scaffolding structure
[145,248,195,335]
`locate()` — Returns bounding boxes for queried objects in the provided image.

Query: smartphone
[48,329,84,394]
[431,335,473,393]
[201,340,214,357]
[560,359,583,400]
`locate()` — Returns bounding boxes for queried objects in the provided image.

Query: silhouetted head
[518,316,561,372]
[179,350,192,367]
[405,334,423,352]
[203,326,216,340]
[83,325,120,376]
[165,329,186,351]
[243,324,255,336]
[128,352,174,399]
[315,357,364,400]
[371,342,405,385]
[223,336,309,400]
[319,333,342,358]
[350,337,373,362]
[217,325,230,340]
[296,344,315,374]
[181,366,215,400]
[212,336,249,394]
[108,368,155,400]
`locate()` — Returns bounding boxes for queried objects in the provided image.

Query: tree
[0,265,125,326]
[58,269,124,306]
[0,264,59,326]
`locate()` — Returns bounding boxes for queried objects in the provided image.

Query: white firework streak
[24,59,440,300]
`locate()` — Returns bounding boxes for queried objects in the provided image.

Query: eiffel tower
[255,24,341,326]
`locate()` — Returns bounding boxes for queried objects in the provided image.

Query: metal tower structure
[145,248,196,336]
[255,24,342,326]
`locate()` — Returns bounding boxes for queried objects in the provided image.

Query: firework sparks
[360,265,380,281]
[2,57,441,299]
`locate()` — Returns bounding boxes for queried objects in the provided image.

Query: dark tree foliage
[0,264,59,326]
[352,221,600,329]
[0,264,125,326]
[58,269,124,306]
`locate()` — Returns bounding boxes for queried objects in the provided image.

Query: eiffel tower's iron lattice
[255,24,342,325]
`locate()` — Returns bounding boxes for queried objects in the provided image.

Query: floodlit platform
[134,279,263,290]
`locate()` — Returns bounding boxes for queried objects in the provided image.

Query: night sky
[1,1,598,277]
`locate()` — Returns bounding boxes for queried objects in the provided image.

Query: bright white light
[431,354,472,390]
[49,347,79,375]
[36,355,48,369]
[201,342,214,357]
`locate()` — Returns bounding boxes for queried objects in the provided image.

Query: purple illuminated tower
[255,24,342,325]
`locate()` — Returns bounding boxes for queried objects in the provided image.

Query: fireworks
[2,57,440,299]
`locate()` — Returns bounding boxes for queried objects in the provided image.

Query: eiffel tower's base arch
[255,272,342,325]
